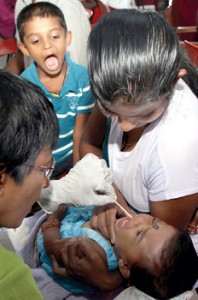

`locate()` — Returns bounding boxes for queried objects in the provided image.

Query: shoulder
[0,246,43,299]
[66,56,90,84]
[67,55,88,73]
[21,62,37,79]
[158,79,198,142]
[0,246,24,276]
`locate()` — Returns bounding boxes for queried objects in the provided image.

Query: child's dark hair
[130,230,198,299]
[88,9,198,105]
[17,1,67,42]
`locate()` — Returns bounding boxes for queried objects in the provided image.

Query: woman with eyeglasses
[0,71,115,299]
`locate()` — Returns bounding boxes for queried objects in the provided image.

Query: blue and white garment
[37,206,118,293]
[21,55,94,165]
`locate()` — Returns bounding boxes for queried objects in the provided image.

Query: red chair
[0,37,17,63]
[91,0,115,26]
[165,1,198,42]
[183,40,198,67]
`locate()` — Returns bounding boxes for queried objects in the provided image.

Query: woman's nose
[42,176,50,188]
[118,116,137,131]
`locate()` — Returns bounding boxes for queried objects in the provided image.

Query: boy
[17,2,94,178]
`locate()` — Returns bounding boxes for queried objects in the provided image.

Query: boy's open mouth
[45,55,58,71]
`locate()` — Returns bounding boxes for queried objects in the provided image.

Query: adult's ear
[0,163,7,194]
[177,69,187,78]
[118,258,131,279]
[18,42,31,57]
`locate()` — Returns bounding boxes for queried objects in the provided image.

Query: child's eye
[32,39,39,45]
[52,34,60,39]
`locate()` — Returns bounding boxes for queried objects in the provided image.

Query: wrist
[41,219,60,233]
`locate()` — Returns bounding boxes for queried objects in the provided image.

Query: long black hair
[88,9,198,106]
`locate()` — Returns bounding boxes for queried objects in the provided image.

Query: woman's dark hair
[88,9,198,105]
[0,71,59,182]
[130,230,198,299]
[17,1,67,42]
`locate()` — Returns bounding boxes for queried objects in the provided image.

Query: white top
[114,286,193,300]
[107,79,198,212]
[15,0,91,67]
[100,0,137,9]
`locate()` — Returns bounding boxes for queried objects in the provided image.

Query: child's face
[98,97,169,132]
[19,16,70,76]
[114,214,176,274]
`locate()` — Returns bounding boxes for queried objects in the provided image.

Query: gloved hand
[38,153,116,213]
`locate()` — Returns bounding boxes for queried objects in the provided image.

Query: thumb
[51,255,68,277]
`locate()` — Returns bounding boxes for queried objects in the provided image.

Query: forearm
[4,49,24,74]
[150,194,198,230]
[79,104,107,159]
[43,206,69,260]
[80,142,103,158]
[73,113,91,165]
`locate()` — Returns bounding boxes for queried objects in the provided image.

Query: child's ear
[177,69,187,78]
[65,31,72,47]
[118,258,131,279]
[18,42,31,57]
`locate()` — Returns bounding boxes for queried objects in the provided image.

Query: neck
[121,126,147,151]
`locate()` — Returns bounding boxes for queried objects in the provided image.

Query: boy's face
[19,16,71,76]
[114,214,176,277]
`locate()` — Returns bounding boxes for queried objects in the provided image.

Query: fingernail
[111,238,115,245]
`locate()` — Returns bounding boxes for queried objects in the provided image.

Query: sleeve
[0,247,43,300]
[146,122,198,201]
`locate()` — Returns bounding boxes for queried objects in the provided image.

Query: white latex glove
[39,153,116,213]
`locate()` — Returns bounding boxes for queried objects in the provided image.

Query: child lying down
[37,204,198,300]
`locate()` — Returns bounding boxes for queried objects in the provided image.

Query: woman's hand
[89,186,133,244]
[89,203,118,244]
[39,153,116,213]
[51,237,123,291]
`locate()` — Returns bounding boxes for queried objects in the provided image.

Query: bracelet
[41,219,60,233]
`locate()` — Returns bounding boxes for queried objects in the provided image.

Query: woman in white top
[80,9,198,246]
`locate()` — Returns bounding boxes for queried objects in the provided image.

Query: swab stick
[115,200,133,219]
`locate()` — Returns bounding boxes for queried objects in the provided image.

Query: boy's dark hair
[0,71,59,183]
[17,1,67,42]
[88,9,198,105]
[130,230,198,299]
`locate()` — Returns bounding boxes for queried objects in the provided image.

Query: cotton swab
[115,200,133,219]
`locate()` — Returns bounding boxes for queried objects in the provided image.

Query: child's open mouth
[45,55,58,71]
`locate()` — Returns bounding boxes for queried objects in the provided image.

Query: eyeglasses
[26,159,55,179]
